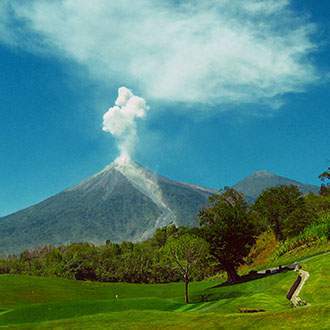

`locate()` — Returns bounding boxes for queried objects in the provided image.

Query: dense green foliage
[272,212,330,260]
[305,193,330,214]
[254,185,310,240]
[163,234,209,303]
[199,189,258,282]
[0,226,215,283]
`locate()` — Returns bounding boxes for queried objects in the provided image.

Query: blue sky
[0,0,329,216]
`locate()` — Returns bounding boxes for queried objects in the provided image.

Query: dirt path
[290,269,310,307]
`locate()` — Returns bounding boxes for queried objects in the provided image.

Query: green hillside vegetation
[0,251,329,329]
[1,186,328,284]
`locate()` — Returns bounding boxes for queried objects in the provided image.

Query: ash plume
[102,87,149,163]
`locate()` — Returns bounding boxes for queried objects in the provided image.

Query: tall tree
[162,234,209,303]
[319,167,330,196]
[254,185,306,240]
[199,189,257,283]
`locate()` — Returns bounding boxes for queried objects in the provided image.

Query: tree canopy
[254,185,307,240]
[319,166,330,196]
[162,234,209,303]
[199,188,258,283]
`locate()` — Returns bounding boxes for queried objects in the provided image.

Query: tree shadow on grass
[211,267,294,289]
[190,290,243,304]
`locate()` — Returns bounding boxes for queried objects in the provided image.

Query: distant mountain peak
[98,156,134,173]
[251,170,274,177]
[234,170,318,202]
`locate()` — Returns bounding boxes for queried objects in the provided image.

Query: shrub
[271,212,330,259]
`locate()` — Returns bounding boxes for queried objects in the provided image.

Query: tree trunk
[184,272,189,304]
[224,264,240,283]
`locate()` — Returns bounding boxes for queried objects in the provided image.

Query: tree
[282,206,313,238]
[319,167,330,196]
[61,243,98,280]
[305,193,330,215]
[162,234,209,303]
[199,189,258,283]
[151,225,178,248]
[254,185,306,241]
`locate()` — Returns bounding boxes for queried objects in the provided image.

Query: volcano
[0,160,214,254]
[0,162,319,255]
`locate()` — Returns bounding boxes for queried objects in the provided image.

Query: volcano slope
[0,160,213,255]
[0,160,319,255]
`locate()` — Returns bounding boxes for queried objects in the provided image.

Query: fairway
[0,253,329,329]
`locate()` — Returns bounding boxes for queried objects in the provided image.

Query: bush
[0,226,216,283]
[304,212,330,239]
[271,212,330,259]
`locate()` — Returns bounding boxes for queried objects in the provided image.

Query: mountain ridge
[233,170,319,201]
[0,162,319,255]
[0,161,212,254]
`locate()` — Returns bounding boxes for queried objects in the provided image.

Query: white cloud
[242,0,289,14]
[0,0,319,107]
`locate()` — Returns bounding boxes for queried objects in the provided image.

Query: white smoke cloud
[0,0,319,108]
[103,87,148,162]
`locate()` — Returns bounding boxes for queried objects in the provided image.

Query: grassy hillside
[0,252,329,329]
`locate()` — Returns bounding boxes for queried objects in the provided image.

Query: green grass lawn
[0,252,329,329]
